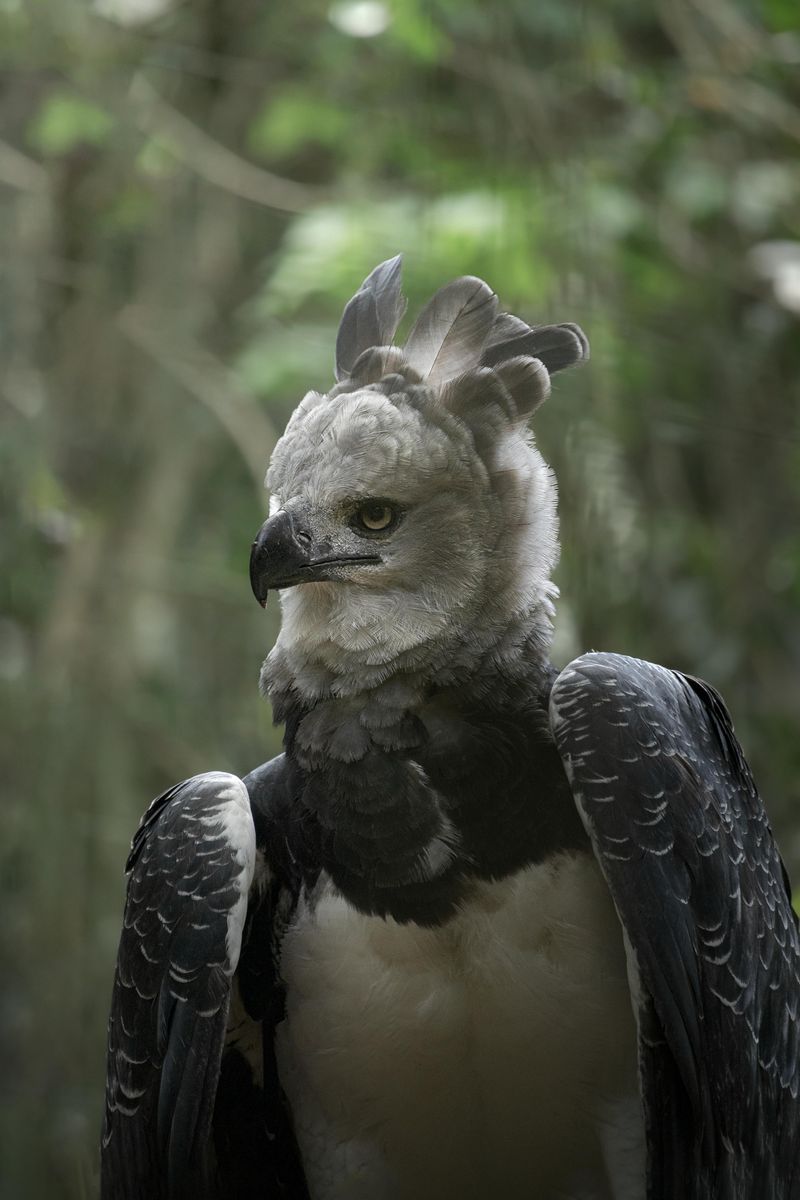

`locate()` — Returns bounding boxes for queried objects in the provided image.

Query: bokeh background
[2,0,800,1195]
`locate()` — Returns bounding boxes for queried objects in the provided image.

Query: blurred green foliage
[1,0,800,1195]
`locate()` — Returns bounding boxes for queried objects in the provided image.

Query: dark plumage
[102,775,254,1199]
[102,258,800,1200]
[552,655,800,1199]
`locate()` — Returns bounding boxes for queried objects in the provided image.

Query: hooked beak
[249,510,382,607]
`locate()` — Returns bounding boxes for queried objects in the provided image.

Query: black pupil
[364,505,388,525]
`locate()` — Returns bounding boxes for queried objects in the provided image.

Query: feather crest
[335,256,407,382]
[403,276,498,385]
[493,355,551,420]
[440,356,550,430]
[482,315,589,375]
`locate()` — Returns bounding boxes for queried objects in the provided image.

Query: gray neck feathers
[264,597,555,708]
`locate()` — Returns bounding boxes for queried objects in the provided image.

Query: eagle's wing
[550,652,800,1200]
[101,763,310,1200]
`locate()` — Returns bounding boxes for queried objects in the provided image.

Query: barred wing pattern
[550,653,800,1200]
[101,772,256,1200]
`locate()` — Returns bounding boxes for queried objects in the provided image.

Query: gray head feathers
[333,256,588,421]
[264,258,589,701]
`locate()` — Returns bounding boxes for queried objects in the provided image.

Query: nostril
[295,527,313,547]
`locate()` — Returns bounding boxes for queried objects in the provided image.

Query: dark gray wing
[550,652,800,1200]
[101,772,256,1199]
[215,756,313,1199]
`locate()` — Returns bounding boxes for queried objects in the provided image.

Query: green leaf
[249,92,349,157]
[29,91,113,156]
[764,0,800,32]
[388,0,444,61]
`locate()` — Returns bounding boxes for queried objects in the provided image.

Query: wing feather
[550,652,800,1200]
[101,772,255,1200]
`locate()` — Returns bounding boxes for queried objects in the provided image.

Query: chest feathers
[277,854,644,1200]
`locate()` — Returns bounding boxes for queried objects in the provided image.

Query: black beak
[249,510,382,607]
[249,510,313,607]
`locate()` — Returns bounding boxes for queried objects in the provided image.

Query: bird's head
[250,257,588,692]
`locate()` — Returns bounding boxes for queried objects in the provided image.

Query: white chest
[276,852,644,1200]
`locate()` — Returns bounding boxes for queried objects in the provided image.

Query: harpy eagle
[101,258,800,1200]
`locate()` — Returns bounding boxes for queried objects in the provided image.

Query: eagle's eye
[352,501,400,535]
